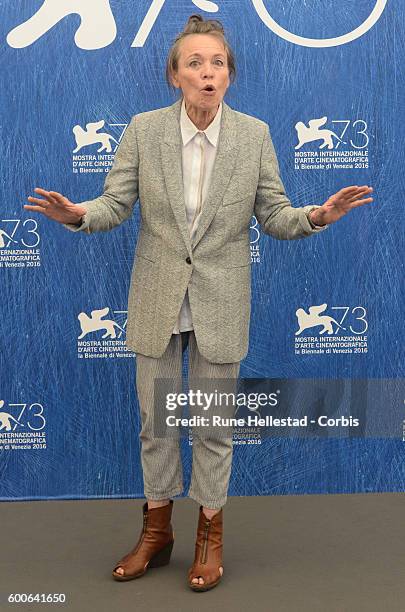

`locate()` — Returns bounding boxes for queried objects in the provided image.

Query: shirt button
[186,256,191,264]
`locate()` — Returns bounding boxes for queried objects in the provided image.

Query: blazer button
[186,256,192,264]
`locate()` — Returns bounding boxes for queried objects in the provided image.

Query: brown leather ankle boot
[188,506,223,591]
[112,500,174,581]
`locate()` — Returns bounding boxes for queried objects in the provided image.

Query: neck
[184,100,220,131]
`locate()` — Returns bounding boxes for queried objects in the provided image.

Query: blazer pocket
[135,230,157,263]
[222,238,251,268]
[225,260,251,269]
[222,193,253,207]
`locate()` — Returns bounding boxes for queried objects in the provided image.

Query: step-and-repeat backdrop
[1,1,403,500]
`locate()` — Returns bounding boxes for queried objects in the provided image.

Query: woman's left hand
[310,185,374,226]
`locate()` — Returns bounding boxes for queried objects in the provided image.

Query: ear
[170,69,180,89]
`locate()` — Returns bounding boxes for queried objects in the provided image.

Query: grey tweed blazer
[65,98,326,363]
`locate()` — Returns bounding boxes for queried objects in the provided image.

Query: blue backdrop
[1,0,404,500]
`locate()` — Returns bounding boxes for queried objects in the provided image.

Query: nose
[201,61,214,79]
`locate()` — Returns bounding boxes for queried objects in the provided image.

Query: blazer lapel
[191,101,238,250]
[160,98,238,254]
[160,99,192,256]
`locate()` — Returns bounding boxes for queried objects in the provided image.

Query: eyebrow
[186,52,225,59]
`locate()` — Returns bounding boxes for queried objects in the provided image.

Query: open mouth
[201,85,216,92]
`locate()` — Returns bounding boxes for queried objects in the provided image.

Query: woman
[25,15,373,592]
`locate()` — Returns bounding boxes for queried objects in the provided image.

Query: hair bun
[188,14,203,24]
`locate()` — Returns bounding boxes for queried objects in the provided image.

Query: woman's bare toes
[191,568,222,585]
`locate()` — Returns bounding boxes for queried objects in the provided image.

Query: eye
[214,59,224,65]
[189,60,200,67]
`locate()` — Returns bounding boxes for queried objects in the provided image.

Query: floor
[1,493,403,612]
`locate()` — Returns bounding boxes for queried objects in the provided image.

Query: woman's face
[171,34,230,112]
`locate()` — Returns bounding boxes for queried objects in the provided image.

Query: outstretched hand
[310,185,374,226]
[24,188,87,225]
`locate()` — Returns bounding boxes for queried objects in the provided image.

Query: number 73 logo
[0,219,40,248]
[7,0,388,50]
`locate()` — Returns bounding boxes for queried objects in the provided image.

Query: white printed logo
[0,228,18,249]
[249,215,261,264]
[72,120,127,175]
[295,117,347,151]
[7,0,117,50]
[0,399,47,451]
[294,304,369,356]
[295,304,346,336]
[7,0,387,50]
[0,219,41,269]
[0,402,24,432]
[73,120,119,154]
[294,117,370,171]
[78,307,124,339]
[77,307,135,359]
[252,0,388,48]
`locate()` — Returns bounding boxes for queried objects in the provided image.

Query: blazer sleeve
[253,124,328,240]
[63,115,139,234]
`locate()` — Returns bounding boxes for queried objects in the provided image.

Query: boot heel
[148,539,174,568]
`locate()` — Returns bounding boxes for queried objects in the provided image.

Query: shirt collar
[180,98,222,147]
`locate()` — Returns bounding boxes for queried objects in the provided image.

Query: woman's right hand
[24,188,87,225]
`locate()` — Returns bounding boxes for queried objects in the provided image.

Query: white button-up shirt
[172,98,223,334]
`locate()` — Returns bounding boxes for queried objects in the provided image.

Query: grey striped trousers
[135,330,240,508]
